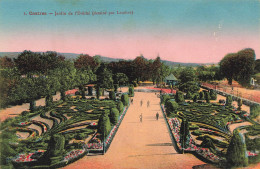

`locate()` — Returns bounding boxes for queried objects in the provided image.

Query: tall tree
[74,54,99,72]
[178,67,199,93]
[0,56,15,68]
[96,63,114,90]
[234,48,255,86]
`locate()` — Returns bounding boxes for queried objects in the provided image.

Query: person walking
[140,100,143,107]
[156,112,159,120]
[140,113,143,122]
[147,100,150,107]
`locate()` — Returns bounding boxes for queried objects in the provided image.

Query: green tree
[219,53,237,85]
[114,73,128,89]
[178,67,199,93]
[227,129,248,167]
[235,48,256,86]
[74,54,99,72]
[96,63,114,90]
[220,48,255,86]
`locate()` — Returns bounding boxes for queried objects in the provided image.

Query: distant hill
[0,52,215,66]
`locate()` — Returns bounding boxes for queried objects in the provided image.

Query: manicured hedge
[121,94,129,106]
[109,108,119,125]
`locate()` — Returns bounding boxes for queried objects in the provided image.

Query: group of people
[140,100,150,107]
[139,99,159,122]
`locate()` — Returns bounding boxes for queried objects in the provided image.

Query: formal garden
[0,86,131,169]
[161,90,260,168]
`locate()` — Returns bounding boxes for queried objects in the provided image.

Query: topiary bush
[161,94,170,104]
[165,100,179,116]
[109,108,119,125]
[226,129,248,167]
[97,111,112,140]
[41,134,65,165]
[121,94,129,106]
[117,101,124,114]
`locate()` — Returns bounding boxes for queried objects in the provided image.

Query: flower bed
[13,150,45,162]
[63,149,86,161]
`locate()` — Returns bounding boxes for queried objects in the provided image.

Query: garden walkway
[64,87,205,169]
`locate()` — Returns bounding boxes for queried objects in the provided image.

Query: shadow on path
[146,143,172,146]
[128,153,178,157]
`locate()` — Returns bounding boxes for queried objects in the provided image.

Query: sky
[0,0,259,63]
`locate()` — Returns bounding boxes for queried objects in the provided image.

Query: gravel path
[64,88,205,169]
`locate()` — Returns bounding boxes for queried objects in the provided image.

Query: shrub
[41,134,65,165]
[161,94,170,104]
[175,91,184,103]
[121,94,129,106]
[97,112,111,140]
[117,101,124,114]
[109,91,116,100]
[227,129,248,167]
[226,95,233,107]
[165,100,179,116]
[109,108,119,125]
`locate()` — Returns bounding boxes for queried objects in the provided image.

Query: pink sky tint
[0,32,259,63]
